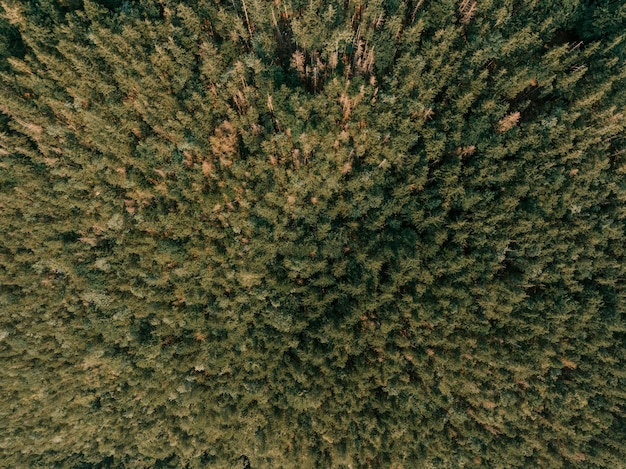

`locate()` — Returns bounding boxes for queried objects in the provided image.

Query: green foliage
[0,0,624,467]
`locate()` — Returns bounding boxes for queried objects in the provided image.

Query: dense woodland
[0,0,625,467]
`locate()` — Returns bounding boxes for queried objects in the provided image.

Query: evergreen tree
[0,0,624,467]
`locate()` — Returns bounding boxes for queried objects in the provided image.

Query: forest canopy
[0,0,625,467]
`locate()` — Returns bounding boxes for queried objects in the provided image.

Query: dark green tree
[0,0,624,467]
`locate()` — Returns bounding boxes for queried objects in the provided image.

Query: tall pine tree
[1,0,624,466]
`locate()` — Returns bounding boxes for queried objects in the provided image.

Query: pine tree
[0,0,624,467]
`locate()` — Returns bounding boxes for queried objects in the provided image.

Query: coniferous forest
[0,0,625,467]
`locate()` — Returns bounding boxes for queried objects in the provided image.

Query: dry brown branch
[498,112,520,132]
